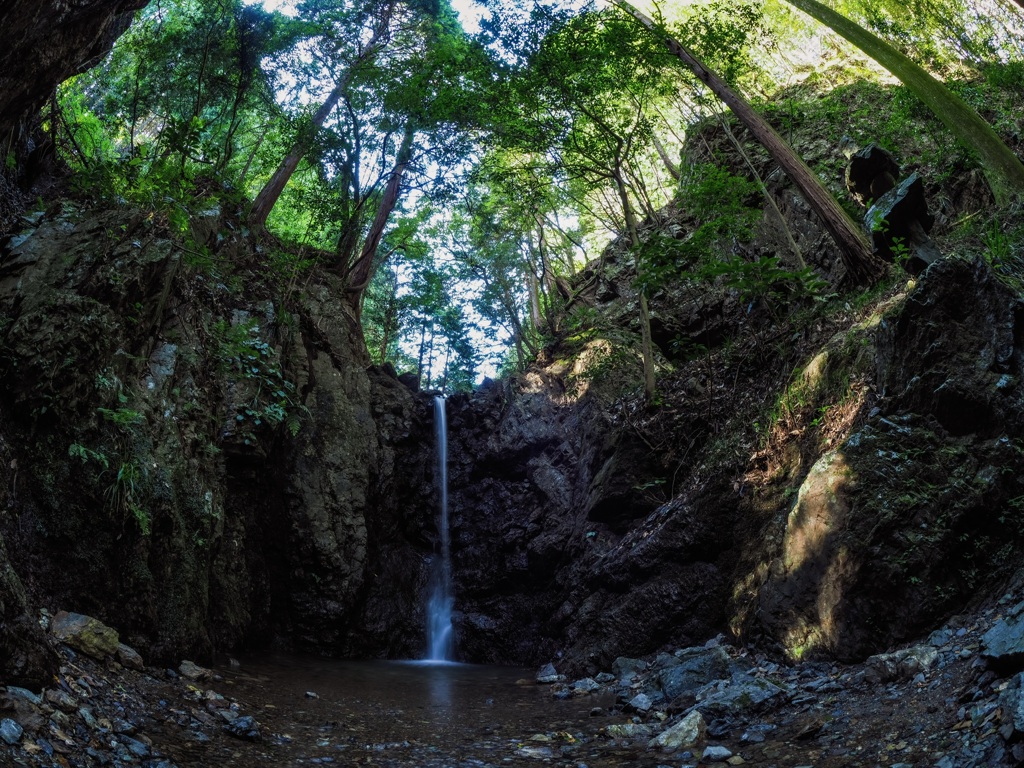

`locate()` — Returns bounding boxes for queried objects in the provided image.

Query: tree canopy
[47,0,1024,391]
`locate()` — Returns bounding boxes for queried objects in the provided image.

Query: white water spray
[426,395,454,661]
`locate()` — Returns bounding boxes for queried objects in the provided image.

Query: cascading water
[426,395,454,661]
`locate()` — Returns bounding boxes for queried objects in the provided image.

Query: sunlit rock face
[0,1,147,138]
[755,450,856,657]
[748,256,1024,662]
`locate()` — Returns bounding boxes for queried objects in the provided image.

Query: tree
[782,0,1024,204]
[610,0,886,286]
[61,0,292,189]
[481,7,683,397]
[248,0,403,229]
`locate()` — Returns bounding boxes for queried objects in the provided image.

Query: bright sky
[248,0,486,33]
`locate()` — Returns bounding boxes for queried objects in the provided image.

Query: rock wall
[749,256,1024,660]
[0,200,439,684]
[445,254,1024,671]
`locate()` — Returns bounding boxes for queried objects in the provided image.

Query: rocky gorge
[3,1,1024,767]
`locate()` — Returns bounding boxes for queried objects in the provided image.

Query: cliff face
[0,0,146,138]
[0,199,440,684]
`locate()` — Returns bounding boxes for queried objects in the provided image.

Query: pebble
[628,692,653,712]
[0,718,23,745]
[6,687,43,706]
[703,744,733,761]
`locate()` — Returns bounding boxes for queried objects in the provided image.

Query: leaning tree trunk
[344,121,416,316]
[783,0,1024,205]
[248,21,390,229]
[612,0,885,286]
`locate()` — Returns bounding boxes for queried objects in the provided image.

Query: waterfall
[426,395,454,661]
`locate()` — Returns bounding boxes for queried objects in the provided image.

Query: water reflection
[211,654,632,767]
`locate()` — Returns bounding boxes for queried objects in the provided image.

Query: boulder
[605,723,652,740]
[49,611,119,660]
[703,744,734,762]
[116,643,144,671]
[0,718,23,745]
[612,656,648,678]
[659,645,732,700]
[536,662,559,683]
[627,692,653,712]
[694,673,790,718]
[864,173,941,275]
[573,677,601,694]
[846,143,900,203]
[983,601,1024,670]
[179,660,213,681]
[998,672,1024,739]
[224,714,261,741]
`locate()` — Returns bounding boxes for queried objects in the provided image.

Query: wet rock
[649,710,706,752]
[865,646,939,683]
[536,663,560,684]
[659,646,732,699]
[179,660,213,681]
[116,643,144,671]
[612,657,648,678]
[49,611,119,660]
[983,601,1024,670]
[224,714,262,741]
[0,718,24,745]
[627,693,653,712]
[594,672,615,684]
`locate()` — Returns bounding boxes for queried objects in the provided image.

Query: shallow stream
[201,654,655,767]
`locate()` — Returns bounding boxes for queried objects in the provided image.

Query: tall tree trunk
[247,19,390,229]
[783,0,1024,204]
[344,121,416,315]
[612,157,657,400]
[612,0,886,286]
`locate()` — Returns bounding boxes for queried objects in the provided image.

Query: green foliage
[637,163,765,293]
[674,0,772,85]
[68,443,109,469]
[97,406,145,429]
[214,318,305,438]
[699,256,829,303]
[106,461,151,537]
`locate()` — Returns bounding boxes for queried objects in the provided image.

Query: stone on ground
[865,645,939,683]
